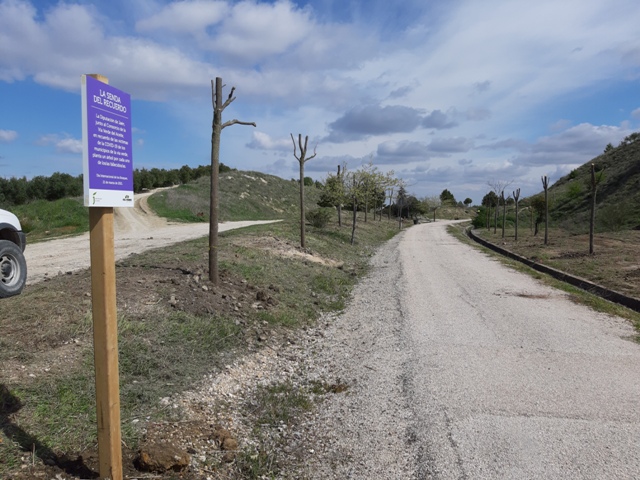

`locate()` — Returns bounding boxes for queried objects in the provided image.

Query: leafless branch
[291,133,300,161]
[221,92,236,111]
[308,144,318,161]
[222,119,256,129]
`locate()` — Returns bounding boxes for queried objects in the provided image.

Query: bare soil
[2,251,295,479]
[0,192,307,479]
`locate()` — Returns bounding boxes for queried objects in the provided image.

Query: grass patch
[0,204,401,478]
[251,381,314,427]
[11,197,88,242]
[147,171,322,222]
[234,380,323,479]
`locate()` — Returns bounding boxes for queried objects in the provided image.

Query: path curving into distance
[24,189,279,285]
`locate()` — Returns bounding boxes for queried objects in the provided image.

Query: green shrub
[306,208,333,228]
[598,203,632,232]
[566,181,584,200]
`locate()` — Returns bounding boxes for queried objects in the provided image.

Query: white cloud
[514,123,631,167]
[0,0,215,98]
[212,1,311,61]
[0,129,18,143]
[326,105,423,143]
[422,109,458,129]
[36,134,82,154]
[376,140,432,165]
[136,0,229,34]
[428,137,474,153]
[246,132,291,151]
[632,108,640,119]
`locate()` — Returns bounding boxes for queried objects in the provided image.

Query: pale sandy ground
[24,189,278,284]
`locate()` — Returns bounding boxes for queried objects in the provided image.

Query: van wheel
[0,240,27,298]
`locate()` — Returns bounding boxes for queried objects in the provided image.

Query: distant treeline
[0,163,233,207]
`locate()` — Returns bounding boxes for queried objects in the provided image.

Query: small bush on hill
[306,208,333,228]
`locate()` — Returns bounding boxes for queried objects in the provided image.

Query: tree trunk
[208,77,255,284]
[501,191,506,239]
[351,199,357,245]
[299,159,305,248]
[291,134,316,248]
[543,176,549,245]
[589,164,597,255]
[514,201,518,240]
[209,78,222,285]
[513,188,520,242]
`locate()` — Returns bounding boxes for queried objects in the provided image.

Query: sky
[1,0,639,204]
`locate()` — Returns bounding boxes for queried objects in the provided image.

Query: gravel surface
[182,220,640,479]
[24,190,278,284]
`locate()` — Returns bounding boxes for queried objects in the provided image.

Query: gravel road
[24,190,278,284]
[305,220,640,479]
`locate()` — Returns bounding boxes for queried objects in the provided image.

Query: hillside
[541,137,640,232]
[148,170,322,222]
[10,170,323,241]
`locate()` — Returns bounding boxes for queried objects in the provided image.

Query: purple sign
[81,75,134,207]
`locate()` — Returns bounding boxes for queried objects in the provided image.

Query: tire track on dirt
[25,189,279,285]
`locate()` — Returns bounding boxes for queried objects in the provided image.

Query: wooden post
[88,74,123,480]
[542,175,549,245]
[589,164,598,255]
[209,78,222,285]
[513,188,520,241]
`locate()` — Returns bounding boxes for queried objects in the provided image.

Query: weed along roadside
[0,212,404,479]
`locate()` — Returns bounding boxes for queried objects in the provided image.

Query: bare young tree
[501,190,507,238]
[209,77,255,284]
[541,175,550,245]
[386,185,396,222]
[396,181,407,229]
[589,164,604,254]
[336,164,343,226]
[291,133,317,248]
[344,169,365,245]
[488,179,511,235]
[513,188,521,241]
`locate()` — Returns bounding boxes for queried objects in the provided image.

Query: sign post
[81,73,133,480]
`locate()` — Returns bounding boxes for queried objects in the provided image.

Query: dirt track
[24,190,278,285]
[304,220,640,478]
